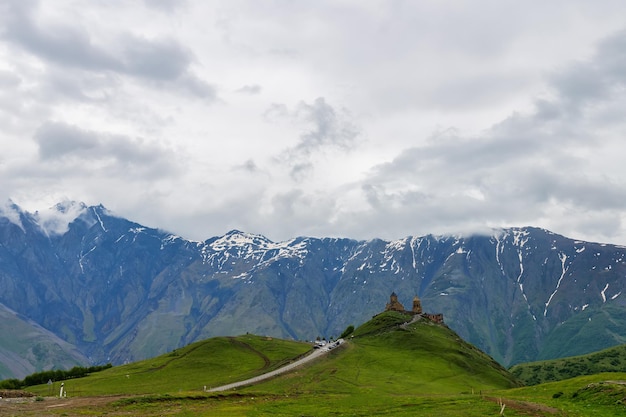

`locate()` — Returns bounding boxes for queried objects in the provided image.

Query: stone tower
[385,292,405,312]
[412,295,422,314]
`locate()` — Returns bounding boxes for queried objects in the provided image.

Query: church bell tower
[412,295,422,314]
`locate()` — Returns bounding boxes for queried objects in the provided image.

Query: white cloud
[0,200,25,231]
[34,201,89,236]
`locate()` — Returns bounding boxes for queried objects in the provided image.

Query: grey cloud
[34,122,98,159]
[424,72,530,110]
[0,71,21,88]
[3,1,119,71]
[267,97,360,181]
[294,97,359,154]
[233,159,269,177]
[595,30,626,82]
[354,29,626,241]
[2,1,214,100]
[236,84,262,95]
[240,159,259,173]
[289,162,313,182]
[271,189,303,217]
[362,184,382,209]
[33,121,176,177]
[550,30,626,110]
[41,69,118,103]
[550,63,608,110]
[144,0,188,13]
[568,214,623,243]
[175,72,217,100]
[262,103,289,122]
[121,35,192,80]
[264,188,337,238]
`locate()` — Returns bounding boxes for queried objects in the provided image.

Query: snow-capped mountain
[1,201,626,379]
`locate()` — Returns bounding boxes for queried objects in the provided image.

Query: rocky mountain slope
[1,201,626,379]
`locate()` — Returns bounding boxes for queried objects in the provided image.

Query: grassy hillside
[8,317,626,416]
[12,312,526,416]
[26,334,312,397]
[494,372,626,416]
[213,312,519,413]
[300,311,522,395]
[511,343,626,385]
[11,312,626,415]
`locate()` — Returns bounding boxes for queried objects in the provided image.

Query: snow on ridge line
[0,200,129,237]
[209,230,300,251]
[201,231,310,264]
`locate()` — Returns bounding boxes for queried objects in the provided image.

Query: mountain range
[1,200,626,379]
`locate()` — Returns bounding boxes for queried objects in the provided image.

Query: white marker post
[59,382,65,398]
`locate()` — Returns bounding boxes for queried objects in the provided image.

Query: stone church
[384,292,443,324]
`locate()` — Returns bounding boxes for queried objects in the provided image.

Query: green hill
[17,312,523,416]
[26,334,312,397]
[238,312,520,395]
[510,343,626,385]
[494,372,626,416]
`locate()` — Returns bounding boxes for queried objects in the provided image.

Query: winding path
[207,339,344,392]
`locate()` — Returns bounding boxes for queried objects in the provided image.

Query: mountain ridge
[1,201,626,379]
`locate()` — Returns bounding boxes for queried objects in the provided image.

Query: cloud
[295,97,359,154]
[144,0,188,13]
[236,84,262,95]
[32,121,177,177]
[120,35,193,81]
[2,0,215,100]
[346,28,626,241]
[267,97,360,180]
[3,1,118,70]
[549,29,626,115]
[34,122,97,159]
[0,199,25,231]
[34,201,89,236]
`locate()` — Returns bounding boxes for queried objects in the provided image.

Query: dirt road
[207,339,344,392]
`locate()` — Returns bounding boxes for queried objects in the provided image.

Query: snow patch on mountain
[544,252,569,316]
[601,283,609,303]
[201,230,309,266]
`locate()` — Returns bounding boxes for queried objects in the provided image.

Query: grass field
[511,343,626,385]
[26,334,311,397]
[6,312,626,416]
[493,372,626,416]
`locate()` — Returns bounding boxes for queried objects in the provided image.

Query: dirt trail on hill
[484,396,560,416]
[0,395,126,417]
[227,337,272,370]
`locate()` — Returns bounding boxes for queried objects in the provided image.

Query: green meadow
[493,373,626,416]
[27,335,312,397]
[7,312,626,416]
[511,343,626,385]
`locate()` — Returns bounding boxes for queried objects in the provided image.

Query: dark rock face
[2,202,626,378]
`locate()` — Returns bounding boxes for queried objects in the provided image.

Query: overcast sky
[1,0,626,244]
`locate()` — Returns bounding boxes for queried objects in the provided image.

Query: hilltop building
[385,292,405,312]
[384,292,443,324]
